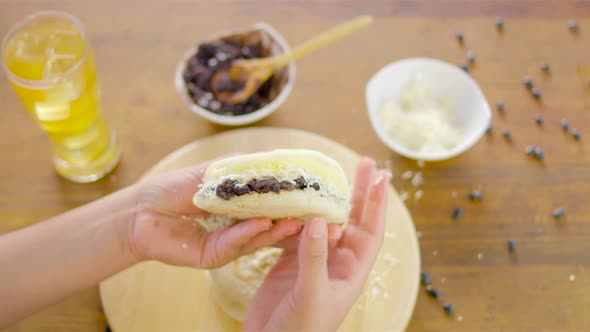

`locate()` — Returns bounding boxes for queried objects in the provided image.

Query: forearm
[0,186,139,328]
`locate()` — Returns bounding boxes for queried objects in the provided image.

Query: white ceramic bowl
[175,23,295,126]
[365,57,492,161]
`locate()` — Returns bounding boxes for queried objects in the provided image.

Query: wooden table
[1,1,590,331]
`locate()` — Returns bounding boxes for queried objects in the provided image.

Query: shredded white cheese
[378,75,463,154]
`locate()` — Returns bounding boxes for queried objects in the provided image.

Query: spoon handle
[272,15,373,68]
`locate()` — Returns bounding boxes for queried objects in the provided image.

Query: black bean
[196,43,217,64]
[525,145,536,156]
[572,129,582,140]
[502,129,512,140]
[215,179,240,200]
[568,20,579,31]
[195,71,212,90]
[467,50,476,63]
[452,207,464,220]
[540,63,550,72]
[426,285,440,299]
[469,191,484,201]
[533,147,544,161]
[279,180,296,191]
[456,31,464,43]
[508,239,517,252]
[552,208,565,219]
[443,303,455,315]
[486,124,493,134]
[531,88,542,100]
[258,76,274,96]
[233,184,252,196]
[523,76,533,89]
[459,63,469,72]
[535,114,544,126]
[561,118,570,131]
[496,101,505,112]
[496,16,504,30]
[248,177,281,194]
[294,176,307,189]
[421,271,431,285]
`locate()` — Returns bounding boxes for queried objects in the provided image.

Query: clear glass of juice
[1,11,120,183]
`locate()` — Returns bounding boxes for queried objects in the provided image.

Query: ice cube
[34,100,71,121]
[62,125,99,149]
[14,36,46,64]
[45,81,78,101]
[43,56,78,81]
[47,29,83,59]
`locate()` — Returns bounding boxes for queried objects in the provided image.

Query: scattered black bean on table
[568,20,579,32]
[531,88,542,100]
[523,76,534,89]
[508,239,517,252]
[469,191,484,201]
[525,145,536,155]
[533,147,544,161]
[496,16,504,30]
[467,50,476,63]
[424,23,583,323]
[553,208,566,219]
[572,129,582,140]
[561,118,570,131]
[426,285,440,299]
[444,303,455,315]
[456,31,464,43]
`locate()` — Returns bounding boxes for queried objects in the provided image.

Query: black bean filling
[215,176,320,200]
[182,30,288,116]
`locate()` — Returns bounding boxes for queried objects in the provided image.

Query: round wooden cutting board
[99,127,420,332]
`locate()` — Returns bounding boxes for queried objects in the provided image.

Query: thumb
[297,218,329,292]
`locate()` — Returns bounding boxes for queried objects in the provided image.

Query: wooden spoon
[211,15,374,104]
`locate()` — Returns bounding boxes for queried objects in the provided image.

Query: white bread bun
[193,149,351,231]
[207,247,282,322]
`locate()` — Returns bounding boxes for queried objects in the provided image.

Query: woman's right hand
[243,158,390,332]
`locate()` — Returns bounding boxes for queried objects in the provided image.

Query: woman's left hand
[129,159,302,268]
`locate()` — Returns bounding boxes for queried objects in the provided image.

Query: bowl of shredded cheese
[366,58,491,161]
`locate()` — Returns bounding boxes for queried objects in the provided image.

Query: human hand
[127,158,302,268]
[243,157,389,332]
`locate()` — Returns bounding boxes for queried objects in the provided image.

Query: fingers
[200,218,271,268]
[337,170,389,261]
[275,220,342,252]
[349,157,377,226]
[297,218,329,292]
[360,170,390,236]
[328,223,343,248]
[240,219,301,254]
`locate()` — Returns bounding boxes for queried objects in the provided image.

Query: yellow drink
[1,11,119,182]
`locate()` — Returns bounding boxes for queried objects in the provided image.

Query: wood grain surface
[1,1,589,331]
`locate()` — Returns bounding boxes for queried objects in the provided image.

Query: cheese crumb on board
[378,75,463,154]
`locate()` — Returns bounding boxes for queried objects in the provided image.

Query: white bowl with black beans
[175,23,295,126]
